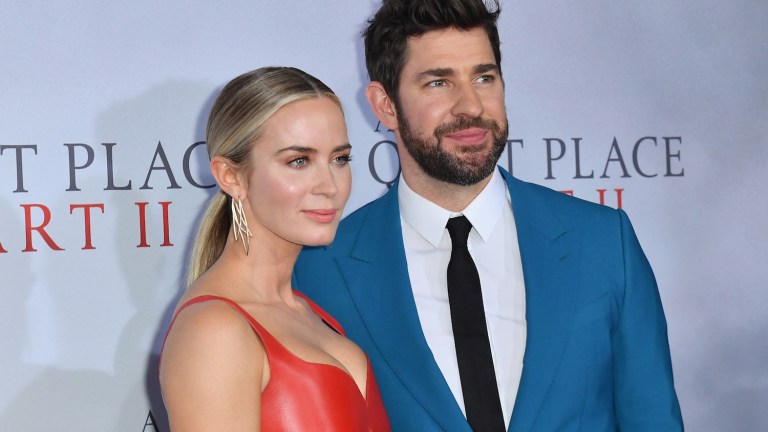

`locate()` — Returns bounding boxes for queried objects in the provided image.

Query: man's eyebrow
[416,67,456,80]
[474,63,499,74]
[416,64,499,81]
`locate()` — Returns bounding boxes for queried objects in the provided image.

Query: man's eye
[475,75,494,84]
[427,80,447,88]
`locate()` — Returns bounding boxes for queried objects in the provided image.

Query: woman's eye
[334,155,352,165]
[289,157,308,167]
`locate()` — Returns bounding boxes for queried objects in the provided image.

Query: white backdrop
[1,1,766,430]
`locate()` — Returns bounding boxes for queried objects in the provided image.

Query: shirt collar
[398,168,508,247]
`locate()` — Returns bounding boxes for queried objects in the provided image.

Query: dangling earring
[231,197,253,255]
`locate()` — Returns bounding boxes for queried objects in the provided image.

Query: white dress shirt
[398,169,527,426]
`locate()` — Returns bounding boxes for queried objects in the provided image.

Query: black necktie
[446,216,505,432]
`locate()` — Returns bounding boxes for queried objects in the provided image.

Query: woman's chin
[299,233,337,248]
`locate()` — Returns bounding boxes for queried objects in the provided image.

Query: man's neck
[401,167,493,213]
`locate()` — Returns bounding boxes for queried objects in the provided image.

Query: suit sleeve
[612,209,684,431]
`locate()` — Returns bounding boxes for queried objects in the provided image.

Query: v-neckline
[263,332,371,402]
[179,294,370,402]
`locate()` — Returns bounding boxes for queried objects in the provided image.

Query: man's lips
[302,209,338,223]
[444,128,488,145]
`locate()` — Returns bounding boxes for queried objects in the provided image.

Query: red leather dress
[163,292,391,432]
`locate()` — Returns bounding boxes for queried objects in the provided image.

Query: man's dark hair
[363,0,501,105]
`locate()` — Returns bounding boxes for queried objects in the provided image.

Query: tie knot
[446,215,473,247]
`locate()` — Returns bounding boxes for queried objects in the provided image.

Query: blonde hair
[187,66,342,285]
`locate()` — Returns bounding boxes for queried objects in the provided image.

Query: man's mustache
[433,116,502,138]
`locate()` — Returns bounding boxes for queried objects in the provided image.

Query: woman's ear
[210,156,243,198]
[365,81,399,131]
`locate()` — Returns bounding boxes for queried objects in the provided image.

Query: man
[295,0,683,430]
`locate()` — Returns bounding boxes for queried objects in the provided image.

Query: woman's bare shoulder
[160,296,265,431]
[165,296,261,360]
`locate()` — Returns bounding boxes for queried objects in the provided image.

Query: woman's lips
[302,209,337,223]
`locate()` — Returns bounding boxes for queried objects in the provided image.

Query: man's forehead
[402,27,496,74]
[406,26,490,48]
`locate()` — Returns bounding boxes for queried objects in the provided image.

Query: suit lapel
[335,183,470,431]
[334,170,581,431]
[502,170,581,432]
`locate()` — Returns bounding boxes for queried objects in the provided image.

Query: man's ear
[365,81,399,131]
[210,156,244,198]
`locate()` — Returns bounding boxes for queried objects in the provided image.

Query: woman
[160,67,390,431]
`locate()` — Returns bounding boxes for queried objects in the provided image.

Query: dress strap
[161,293,346,371]
[163,295,283,356]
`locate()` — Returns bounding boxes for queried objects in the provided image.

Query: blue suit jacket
[294,168,683,431]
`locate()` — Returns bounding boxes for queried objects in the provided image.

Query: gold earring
[231,197,253,255]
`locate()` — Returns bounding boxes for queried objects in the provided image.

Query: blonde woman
[160,67,390,431]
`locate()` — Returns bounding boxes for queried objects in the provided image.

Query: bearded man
[295,1,683,431]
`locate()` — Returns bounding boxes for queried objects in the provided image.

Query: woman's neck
[199,232,302,305]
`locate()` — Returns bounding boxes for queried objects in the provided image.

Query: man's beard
[398,109,508,186]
